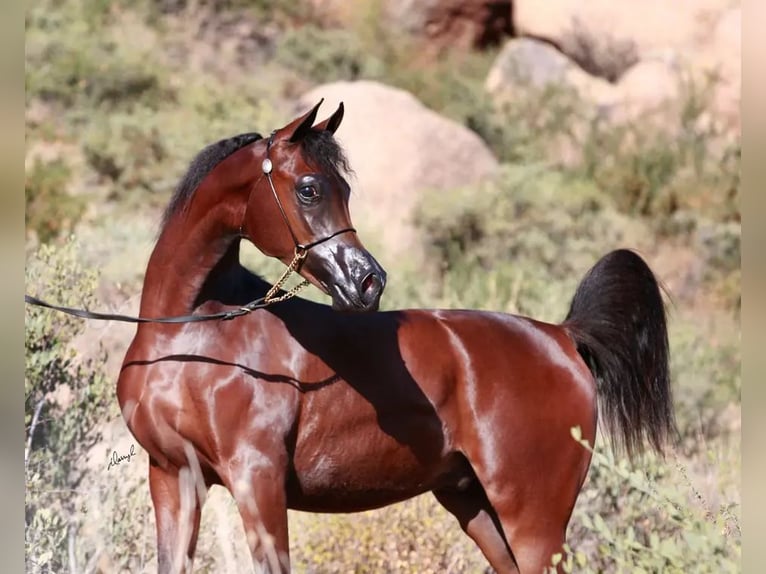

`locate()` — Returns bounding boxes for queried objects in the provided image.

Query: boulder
[617,59,680,110]
[486,35,733,141]
[485,38,616,106]
[513,0,735,64]
[297,81,499,262]
[510,0,740,134]
[608,58,682,126]
[486,37,573,91]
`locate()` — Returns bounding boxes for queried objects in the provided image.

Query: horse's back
[406,308,594,394]
[402,309,598,455]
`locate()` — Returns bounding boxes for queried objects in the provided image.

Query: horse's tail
[563,249,676,458]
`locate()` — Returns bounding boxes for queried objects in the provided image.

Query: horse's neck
[194,240,269,308]
[139,210,240,318]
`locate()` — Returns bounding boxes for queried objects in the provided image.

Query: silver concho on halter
[262,158,273,174]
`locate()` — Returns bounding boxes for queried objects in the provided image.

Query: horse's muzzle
[301,239,386,313]
[329,254,386,313]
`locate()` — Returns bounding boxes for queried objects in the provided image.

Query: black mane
[160,128,352,233]
[161,132,263,231]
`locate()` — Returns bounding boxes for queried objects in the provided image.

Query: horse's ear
[313,102,344,135]
[286,99,324,143]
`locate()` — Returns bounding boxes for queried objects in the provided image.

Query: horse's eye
[297,185,320,203]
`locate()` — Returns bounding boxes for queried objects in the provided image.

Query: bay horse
[117,101,675,574]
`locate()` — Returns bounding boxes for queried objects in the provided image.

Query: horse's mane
[160,132,263,232]
[159,128,353,234]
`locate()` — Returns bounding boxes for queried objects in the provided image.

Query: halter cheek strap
[260,130,356,253]
[236,131,358,307]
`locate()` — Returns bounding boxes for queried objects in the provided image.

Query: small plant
[81,110,168,193]
[288,495,487,573]
[581,70,739,230]
[413,163,623,320]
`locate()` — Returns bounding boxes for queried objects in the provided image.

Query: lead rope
[25,247,312,324]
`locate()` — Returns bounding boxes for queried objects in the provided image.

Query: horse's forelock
[300,129,353,181]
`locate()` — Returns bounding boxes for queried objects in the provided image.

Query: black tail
[564,249,676,458]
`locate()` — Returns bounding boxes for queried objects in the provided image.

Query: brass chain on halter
[261,248,310,305]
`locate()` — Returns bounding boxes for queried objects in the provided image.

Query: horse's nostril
[358,270,385,309]
[361,273,377,296]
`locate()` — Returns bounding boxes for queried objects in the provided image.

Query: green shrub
[565,430,740,574]
[670,319,740,442]
[151,0,312,23]
[484,83,587,164]
[26,0,166,109]
[25,238,113,572]
[81,108,169,196]
[25,158,84,244]
[581,73,739,228]
[276,25,385,84]
[25,239,156,572]
[78,78,282,209]
[412,163,635,321]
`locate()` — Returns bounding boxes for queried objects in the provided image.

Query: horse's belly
[286,421,468,513]
[286,360,464,512]
[286,449,469,512]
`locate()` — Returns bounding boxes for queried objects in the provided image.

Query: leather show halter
[253,130,356,253]
[25,131,357,324]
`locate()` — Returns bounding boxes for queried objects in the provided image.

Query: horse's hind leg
[149,462,204,574]
[433,482,519,573]
[478,451,590,573]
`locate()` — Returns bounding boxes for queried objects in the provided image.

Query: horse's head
[242,101,386,312]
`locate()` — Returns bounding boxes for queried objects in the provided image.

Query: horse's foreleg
[149,462,204,574]
[433,483,519,573]
[225,447,290,573]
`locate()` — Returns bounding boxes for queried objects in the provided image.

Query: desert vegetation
[26,0,740,572]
